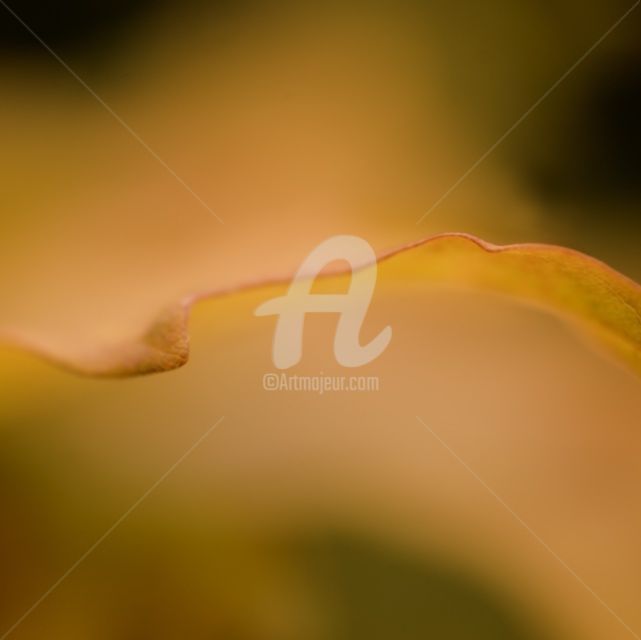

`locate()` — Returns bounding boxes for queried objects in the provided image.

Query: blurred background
[1,1,640,639]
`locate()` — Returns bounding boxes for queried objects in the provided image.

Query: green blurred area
[0,418,548,639]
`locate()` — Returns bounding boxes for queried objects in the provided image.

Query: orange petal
[2,233,640,377]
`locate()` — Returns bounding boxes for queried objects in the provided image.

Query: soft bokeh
[1,2,640,639]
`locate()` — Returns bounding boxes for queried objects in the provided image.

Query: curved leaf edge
[1,232,640,378]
